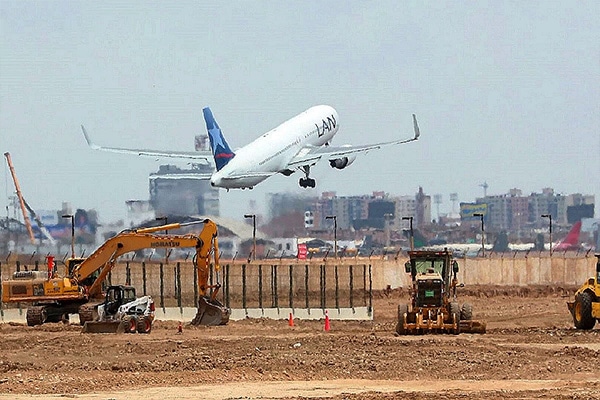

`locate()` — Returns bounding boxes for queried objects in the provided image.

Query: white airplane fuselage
[210,105,339,188]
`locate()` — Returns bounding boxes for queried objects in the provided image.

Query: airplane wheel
[309,178,316,188]
[299,178,306,188]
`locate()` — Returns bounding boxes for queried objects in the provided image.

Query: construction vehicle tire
[573,292,595,330]
[461,303,473,321]
[136,316,152,334]
[395,304,409,335]
[450,302,460,321]
[122,315,138,333]
[452,312,461,335]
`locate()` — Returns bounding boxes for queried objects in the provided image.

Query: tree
[492,231,509,252]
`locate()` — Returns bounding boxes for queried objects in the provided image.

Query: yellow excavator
[2,219,229,328]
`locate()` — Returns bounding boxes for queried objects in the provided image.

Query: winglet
[412,114,420,140]
[81,125,100,150]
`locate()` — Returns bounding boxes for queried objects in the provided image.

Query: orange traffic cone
[288,312,294,327]
[324,310,331,332]
[177,321,183,334]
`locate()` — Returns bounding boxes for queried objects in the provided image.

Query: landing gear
[299,166,316,188]
[299,177,316,188]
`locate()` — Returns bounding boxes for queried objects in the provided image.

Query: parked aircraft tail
[554,221,582,251]
[203,107,235,171]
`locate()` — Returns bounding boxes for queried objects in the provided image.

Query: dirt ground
[0,285,599,399]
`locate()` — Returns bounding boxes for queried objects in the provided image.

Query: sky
[1,1,599,225]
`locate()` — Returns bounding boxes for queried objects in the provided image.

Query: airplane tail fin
[203,107,235,171]
[555,221,582,251]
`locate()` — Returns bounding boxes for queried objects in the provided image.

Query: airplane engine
[329,155,356,169]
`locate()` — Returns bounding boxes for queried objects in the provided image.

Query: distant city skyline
[1,2,598,224]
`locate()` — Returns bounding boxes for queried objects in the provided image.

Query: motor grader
[2,219,230,331]
[396,249,486,335]
[567,254,600,330]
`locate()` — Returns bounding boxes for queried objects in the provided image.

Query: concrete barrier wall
[1,256,596,303]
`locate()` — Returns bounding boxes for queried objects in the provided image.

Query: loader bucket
[82,320,125,334]
[459,319,487,334]
[191,296,230,326]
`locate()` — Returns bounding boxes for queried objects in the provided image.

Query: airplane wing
[81,125,213,161]
[287,114,420,168]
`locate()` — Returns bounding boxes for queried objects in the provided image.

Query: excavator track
[78,303,99,326]
[191,297,230,326]
[26,306,47,326]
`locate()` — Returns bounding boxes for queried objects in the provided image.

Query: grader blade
[191,297,230,326]
[82,321,125,334]
[459,319,487,334]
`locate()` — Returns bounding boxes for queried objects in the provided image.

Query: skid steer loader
[82,285,155,333]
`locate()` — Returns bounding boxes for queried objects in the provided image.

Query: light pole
[402,216,414,251]
[473,213,485,257]
[244,214,256,260]
[541,214,552,256]
[326,215,337,259]
[62,214,75,258]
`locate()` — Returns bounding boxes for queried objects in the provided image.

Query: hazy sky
[1,1,599,224]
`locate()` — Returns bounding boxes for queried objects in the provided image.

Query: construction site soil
[1,285,599,399]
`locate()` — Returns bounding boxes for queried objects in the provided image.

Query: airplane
[553,221,582,252]
[81,105,420,189]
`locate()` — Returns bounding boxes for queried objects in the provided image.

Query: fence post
[125,262,131,286]
[242,263,247,311]
[349,264,354,311]
[320,264,325,310]
[271,264,279,309]
[258,264,263,310]
[304,264,309,311]
[142,262,147,296]
[289,264,293,310]
[368,264,373,314]
[224,263,230,308]
[363,264,367,307]
[335,264,339,310]
[159,263,165,312]
[176,262,182,313]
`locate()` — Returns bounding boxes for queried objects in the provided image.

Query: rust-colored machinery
[567,254,600,330]
[2,219,229,327]
[396,249,486,335]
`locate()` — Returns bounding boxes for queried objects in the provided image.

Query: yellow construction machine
[396,249,486,335]
[2,219,229,329]
[567,254,600,330]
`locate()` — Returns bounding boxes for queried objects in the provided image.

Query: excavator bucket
[459,319,487,334]
[191,296,230,326]
[82,320,125,334]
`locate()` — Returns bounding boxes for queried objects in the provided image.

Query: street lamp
[541,214,552,256]
[402,216,414,251]
[473,213,485,257]
[244,214,256,260]
[62,214,75,258]
[325,215,337,259]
